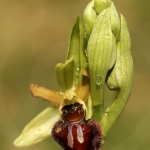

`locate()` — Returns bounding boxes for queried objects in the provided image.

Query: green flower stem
[102,15,133,137]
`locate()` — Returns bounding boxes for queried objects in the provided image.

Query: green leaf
[14,107,61,147]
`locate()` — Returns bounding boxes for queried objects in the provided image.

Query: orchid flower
[14,0,133,149]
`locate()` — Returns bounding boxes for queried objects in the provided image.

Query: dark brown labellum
[51,103,102,150]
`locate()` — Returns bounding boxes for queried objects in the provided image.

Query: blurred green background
[0,0,150,150]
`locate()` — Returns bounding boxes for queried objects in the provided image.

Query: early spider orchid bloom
[14,76,102,150]
[52,90,102,150]
[14,0,133,149]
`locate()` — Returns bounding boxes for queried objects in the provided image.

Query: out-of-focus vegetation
[0,0,150,150]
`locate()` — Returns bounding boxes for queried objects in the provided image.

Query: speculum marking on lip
[67,124,73,148]
[51,100,102,150]
[76,124,84,143]
[67,124,84,148]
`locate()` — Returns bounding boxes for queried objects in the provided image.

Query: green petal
[14,107,61,147]
[55,56,74,92]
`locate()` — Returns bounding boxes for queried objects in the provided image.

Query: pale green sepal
[110,2,121,39]
[55,56,74,92]
[94,0,112,14]
[14,107,61,147]
[87,8,116,120]
[83,1,97,40]
[102,15,133,137]
[66,16,87,88]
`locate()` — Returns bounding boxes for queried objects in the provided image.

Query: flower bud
[87,8,117,119]
[94,0,112,14]
[103,15,133,137]
[83,1,97,40]
[106,14,133,90]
